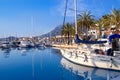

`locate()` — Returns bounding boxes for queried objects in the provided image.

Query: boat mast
[74,0,77,34]
[31,16,34,37]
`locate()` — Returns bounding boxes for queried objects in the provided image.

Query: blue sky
[0,0,120,37]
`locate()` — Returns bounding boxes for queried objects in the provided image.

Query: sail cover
[109,34,120,43]
[75,34,107,44]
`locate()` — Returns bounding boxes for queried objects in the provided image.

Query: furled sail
[75,34,107,44]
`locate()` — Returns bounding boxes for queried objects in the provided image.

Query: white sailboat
[60,0,120,71]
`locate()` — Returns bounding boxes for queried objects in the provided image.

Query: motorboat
[19,40,34,48]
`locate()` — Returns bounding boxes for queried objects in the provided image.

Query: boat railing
[114,51,120,57]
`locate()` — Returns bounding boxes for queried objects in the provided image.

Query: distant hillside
[41,25,63,38]
[0,36,18,42]
[40,22,75,38]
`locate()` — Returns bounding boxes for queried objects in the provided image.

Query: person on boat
[112,38,119,51]
[110,33,120,51]
[107,48,113,56]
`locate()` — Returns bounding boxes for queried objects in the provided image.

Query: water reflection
[61,58,120,80]
[0,46,46,57]
[32,52,35,78]
[18,47,46,56]
[17,47,31,56]
[36,46,46,50]
[0,48,11,58]
[0,48,11,53]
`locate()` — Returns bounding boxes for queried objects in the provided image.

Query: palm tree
[111,8,120,30]
[100,8,120,34]
[95,14,114,38]
[77,11,94,35]
[95,19,104,38]
[61,23,75,45]
[101,14,112,28]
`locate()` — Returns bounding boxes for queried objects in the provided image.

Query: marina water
[0,47,120,80]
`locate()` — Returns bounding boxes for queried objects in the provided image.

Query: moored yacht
[0,41,11,49]
[19,40,34,48]
[60,0,120,71]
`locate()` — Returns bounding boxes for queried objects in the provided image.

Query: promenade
[52,44,78,49]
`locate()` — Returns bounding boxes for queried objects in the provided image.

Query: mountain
[0,36,18,42]
[41,25,63,38]
[40,23,75,38]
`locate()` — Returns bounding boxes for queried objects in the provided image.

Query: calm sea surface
[0,47,120,80]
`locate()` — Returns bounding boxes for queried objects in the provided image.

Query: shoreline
[52,44,78,49]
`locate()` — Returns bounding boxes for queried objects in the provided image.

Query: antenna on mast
[31,16,34,37]
[74,0,77,34]
[62,0,68,27]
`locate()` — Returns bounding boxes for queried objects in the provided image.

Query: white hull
[19,41,34,48]
[61,58,120,80]
[60,49,120,71]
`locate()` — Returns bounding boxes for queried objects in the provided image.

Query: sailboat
[60,0,120,71]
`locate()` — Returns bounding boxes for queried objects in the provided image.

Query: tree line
[61,8,120,39]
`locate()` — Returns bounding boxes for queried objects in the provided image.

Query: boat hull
[60,49,120,71]
[61,58,120,80]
